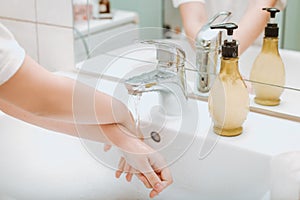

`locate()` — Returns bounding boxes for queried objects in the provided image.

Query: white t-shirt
[0,23,25,85]
[172,0,287,22]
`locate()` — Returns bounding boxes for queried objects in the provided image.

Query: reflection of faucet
[195,11,231,95]
[124,40,187,115]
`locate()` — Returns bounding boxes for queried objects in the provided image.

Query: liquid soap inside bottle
[208,23,249,137]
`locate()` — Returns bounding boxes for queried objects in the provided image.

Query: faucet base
[213,126,243,137]
[159,83,188,116]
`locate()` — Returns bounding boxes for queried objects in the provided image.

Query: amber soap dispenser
[208,23,249,137]
[250,8,285,106]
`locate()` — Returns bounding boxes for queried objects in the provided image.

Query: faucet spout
[125,69,187,99]
[124,41,188,116]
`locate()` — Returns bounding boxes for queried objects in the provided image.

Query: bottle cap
[263,8,280,38]
[210,22,238,58]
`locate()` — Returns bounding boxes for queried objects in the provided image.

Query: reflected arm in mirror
[178,2,207,46]
[178,0,282,55]
[233,0,279,55]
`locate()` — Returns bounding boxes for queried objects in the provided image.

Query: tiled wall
[0,0,75,71]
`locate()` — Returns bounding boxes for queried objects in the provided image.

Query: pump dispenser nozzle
[263,8,280,20]
[210,22,238,58]
[263,8,280,37]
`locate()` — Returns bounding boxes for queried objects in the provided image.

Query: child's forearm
[0,55,133,126]
[0,98,142,149]
[0,99,110,143]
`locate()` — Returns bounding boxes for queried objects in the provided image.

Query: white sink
[3,71,300,200]
[1,41,300,198]
[1,72,270,199]
[0,109,270,200]
[8,71,294,200]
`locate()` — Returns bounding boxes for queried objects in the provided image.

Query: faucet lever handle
[207,11,232,26]
[210,22,238,36]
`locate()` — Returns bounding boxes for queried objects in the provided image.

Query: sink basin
[1,65,300,199]
[0,70,300,200]
[0,102,270,200]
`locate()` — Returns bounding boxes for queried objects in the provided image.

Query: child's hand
[116,141,173,198]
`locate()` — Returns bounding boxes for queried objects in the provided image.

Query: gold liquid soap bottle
[208,23,249,137]
[250,8,285,106]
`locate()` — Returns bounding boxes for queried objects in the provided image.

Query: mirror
[72,0,300,121]
[72,0,164,64]
[163,0,300,86]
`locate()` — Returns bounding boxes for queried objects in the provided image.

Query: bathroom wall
[109,0,164,38]
[110,0,163,28]
[282,0,300,51]
[0,0,75,71]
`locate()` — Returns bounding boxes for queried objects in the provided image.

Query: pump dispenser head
[263,7,280,37]
[210,22,238,58]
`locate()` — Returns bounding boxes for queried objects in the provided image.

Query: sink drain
[150,131,161,143]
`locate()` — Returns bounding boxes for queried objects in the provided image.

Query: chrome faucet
[125,40,187,98]
[124,41,187,115]
[195,11,231,95]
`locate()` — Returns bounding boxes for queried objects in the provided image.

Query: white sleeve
[0,23,25,85]
[172,0,205,8]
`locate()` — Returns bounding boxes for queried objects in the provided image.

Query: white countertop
[74,10,138,37]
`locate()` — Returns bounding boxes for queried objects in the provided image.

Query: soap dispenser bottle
[250,8,285,106]
[208,23,249,137]
[99,0,110,14]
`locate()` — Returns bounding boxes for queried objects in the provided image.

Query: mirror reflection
[72,0,300,119]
